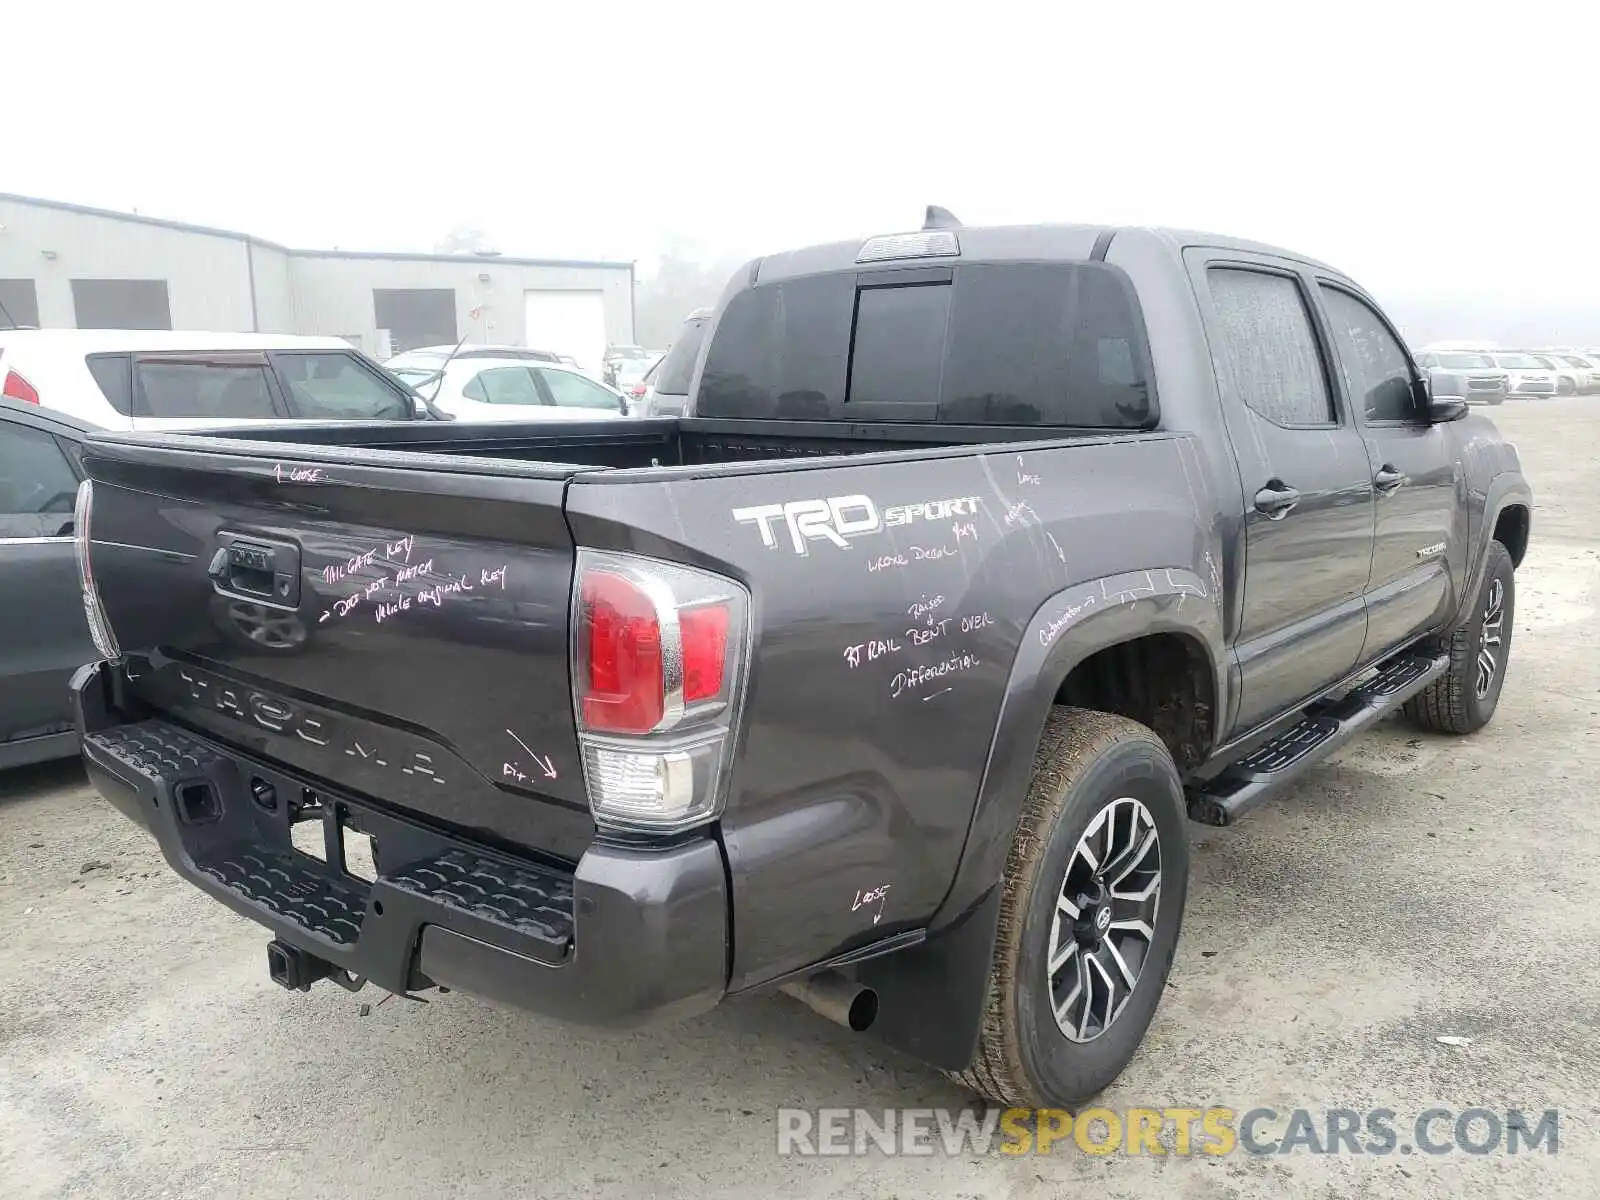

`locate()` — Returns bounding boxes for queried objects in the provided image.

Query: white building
[0,192,635,370]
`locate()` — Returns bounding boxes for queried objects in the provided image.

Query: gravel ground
[2,399,1597,1199]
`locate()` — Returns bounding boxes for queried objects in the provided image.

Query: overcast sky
[7,1,1597,322]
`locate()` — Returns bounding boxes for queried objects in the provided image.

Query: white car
[613,354,663,408]
[1487,352,1560,399]
[408,357,630,421]
[1534,352,1600,395]
[0,329,421,430]
[386,344,606,384]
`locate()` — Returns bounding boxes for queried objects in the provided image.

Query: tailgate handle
[208,537,301,608]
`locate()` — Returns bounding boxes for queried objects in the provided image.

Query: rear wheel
[948,708,1188,1107]
[1558,377,1576,396]
[1404,540,1515,734]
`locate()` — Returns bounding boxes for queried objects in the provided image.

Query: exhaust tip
[780,970,878,1033]
[844,986,878,1032]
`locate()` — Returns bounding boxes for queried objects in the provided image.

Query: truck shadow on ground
[0,757,89,808]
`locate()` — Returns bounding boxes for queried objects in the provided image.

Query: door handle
[1373,465,1406,493]
[1253,481,1301,519]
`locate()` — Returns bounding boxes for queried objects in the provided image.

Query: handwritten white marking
[273,464,326,484]
[960,611,995,634]
[418,574,475,607]
[890,652,981,699]
[505,730,557,779]
[1017,456,1041,487]
[952,521,978,543]
[1003,501,1038,526]
[906,594,947,627]
[851,884,892,925]
[394,558,434,584]
[1045,531,1066,564]
[1039,596,1098,647]
[480,565,509,589]
[844,638,902,669]
[867,553,909,573]
[375,596,411,623]
[324,548,378,586]
[386,536,415,563]
[922,687,954,702]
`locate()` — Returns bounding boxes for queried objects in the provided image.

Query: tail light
[627,383,648,398]
[3,369,39,404]
[573,549,751,832]
[73,481,121,661]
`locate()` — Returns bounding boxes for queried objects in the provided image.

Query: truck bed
[89,415,1113,476]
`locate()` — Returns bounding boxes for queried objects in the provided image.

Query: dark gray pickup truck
[70,214,1531,1107]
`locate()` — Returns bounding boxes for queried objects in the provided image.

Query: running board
[1186,651,1451,827]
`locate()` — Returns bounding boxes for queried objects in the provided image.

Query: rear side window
[652,318,710,396]
[274,352,410,420]
[535,368,621,410]
[86,353,134,415]
[134,359,279,419]
[463,366,541,404]
[1206,268,1335,427]
[696,263,1155,427]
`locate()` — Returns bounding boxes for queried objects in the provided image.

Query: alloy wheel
[1046,796,1162,1043]
[1475,577,1505,699]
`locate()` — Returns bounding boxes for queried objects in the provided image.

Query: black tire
[1558,378,1576,396]
[1489,395,1504,406]
[948,707,1189,1107]
[1404,540,1515,735]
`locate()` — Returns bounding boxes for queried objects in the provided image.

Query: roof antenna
[923,205,962,231]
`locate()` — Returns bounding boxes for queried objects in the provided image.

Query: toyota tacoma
[69,211,1531,1106]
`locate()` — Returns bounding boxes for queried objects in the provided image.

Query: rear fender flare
[855,566,1223,1071]
[1453,475,1532,628]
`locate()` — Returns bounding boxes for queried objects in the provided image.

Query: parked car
[1534,352,1600,394]
[602,343,655,387]
[1414,350,1508,405]
[69,216,1529,1110]
[1487,352,1559,398]
[0,330,428,430]
[612,354,662,408]
[633,308,710,417]
[404,358,630,421]
[0,397,97,768]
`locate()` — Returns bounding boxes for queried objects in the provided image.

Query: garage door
[523,291,607,376]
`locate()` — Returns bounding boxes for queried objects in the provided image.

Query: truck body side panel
[566,432,1223,990]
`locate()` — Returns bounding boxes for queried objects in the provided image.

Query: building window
[71,279,173,330]
[0,280,40,329]
[373,289,457,354]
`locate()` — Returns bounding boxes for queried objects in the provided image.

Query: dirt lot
[2,399,1596,1199]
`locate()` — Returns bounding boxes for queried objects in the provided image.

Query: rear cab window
[695,262,1156,428]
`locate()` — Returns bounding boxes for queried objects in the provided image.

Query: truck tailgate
[80,435,594,862]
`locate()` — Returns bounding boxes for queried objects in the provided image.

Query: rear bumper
[72,661,728,1028]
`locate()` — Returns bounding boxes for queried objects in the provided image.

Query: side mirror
[1427,396,1468,423]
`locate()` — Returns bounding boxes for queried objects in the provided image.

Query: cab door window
[0,422,80,539]
[1318,287,1421,423]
